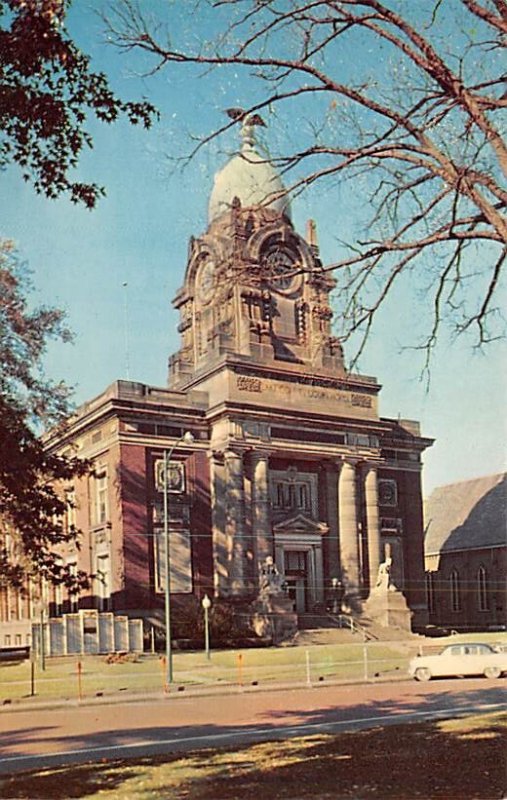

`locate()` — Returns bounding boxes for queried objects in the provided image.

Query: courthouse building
[8,121,434,640]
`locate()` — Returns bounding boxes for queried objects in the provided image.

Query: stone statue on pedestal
[259,556,286,597]
[375,545,395,592]
[364,544,412,632]
[252,555,296,644]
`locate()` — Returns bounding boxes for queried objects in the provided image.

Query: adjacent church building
[425,473,506,632]
[2,120,435,645]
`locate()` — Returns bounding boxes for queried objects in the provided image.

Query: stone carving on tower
[168,116,345,387]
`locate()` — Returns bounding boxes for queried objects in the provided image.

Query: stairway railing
[328,612,378,641]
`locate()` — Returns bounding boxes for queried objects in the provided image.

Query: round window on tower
[261,244,300,293]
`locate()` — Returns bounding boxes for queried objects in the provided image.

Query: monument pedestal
[364,586,412,632]
[250,556,298,644]
[251,593,298,645]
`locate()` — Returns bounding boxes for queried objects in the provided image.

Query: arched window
[426,572,435,613]
[477,566,488,611]
[450,569,461,612]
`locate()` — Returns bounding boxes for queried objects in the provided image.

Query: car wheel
[415,667,432,682]
[484,666,501,679]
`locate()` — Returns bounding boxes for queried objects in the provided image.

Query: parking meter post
[305,650,312,686]
[237,652,243,687]
[77,660,83,701]
[160,655,168,693]
[40,609,46,672]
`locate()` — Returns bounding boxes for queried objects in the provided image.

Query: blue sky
[2,0,506,496]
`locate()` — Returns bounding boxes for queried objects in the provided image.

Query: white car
[409,642,507,681]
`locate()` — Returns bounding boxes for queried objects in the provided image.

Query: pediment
[273,513,328,534]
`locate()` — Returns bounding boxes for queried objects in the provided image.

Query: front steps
[294,611,422,645]
[292,626,359,646]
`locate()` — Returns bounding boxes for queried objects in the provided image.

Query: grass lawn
[0,642,412,703]
[1,632,505,704]
[1,710,505,799]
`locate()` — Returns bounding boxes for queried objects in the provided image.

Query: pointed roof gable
[273,513,329,534]
[424,473,506,554]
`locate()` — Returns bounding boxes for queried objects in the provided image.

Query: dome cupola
[208,115,291,224]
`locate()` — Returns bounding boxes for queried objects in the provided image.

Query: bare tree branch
[105,0,507,362]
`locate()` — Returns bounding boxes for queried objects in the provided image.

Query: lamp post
[331,577,343,615]
[163,430,194,686]
[202,594,211,660]
[38,577,47,671]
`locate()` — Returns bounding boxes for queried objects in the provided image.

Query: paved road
[0,679,504,774]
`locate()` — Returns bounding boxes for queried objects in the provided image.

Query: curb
[0,673,408,714]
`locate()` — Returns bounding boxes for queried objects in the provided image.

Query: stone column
[224,449,246,596]
[338,461,361,601]
[365,465,381,592]
[208,451,227,596]
[251,450,272,576]
[324,463,340,580]
[314,544,324,603]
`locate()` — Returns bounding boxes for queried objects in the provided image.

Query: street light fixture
[331,577,343,615]
[163,430,194,687]
[201,594,211,660]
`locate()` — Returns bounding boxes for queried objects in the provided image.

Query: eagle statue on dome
[225,107,266,127]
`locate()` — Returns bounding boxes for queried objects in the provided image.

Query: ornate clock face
[263,247,297,291]
[197,257,216,303]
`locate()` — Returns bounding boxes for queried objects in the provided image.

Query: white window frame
[66,488,76,531]
[96,554,111,612]
[94,467,108,526]
[66,562,79,613]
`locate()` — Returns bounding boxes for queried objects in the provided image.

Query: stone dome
[208,124,291,223]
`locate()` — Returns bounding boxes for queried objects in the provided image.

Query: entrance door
[286,577,306,613]
[284,551,308,613]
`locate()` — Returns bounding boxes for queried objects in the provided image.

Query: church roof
[208,122,291,223]
[424,473,507,554]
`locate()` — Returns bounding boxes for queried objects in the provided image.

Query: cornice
[175,352,381,396]
[203,399,389,432]
[45,384,208,451]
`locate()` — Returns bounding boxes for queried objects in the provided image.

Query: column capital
[338,458,360,471]
[363,461,380,475]
[223,448,244,462]
[249,448,271,464]
[208,449,225,466]
[319,459,339,473]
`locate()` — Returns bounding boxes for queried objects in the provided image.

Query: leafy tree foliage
[0,0,157,208]
[0,240,88,590]
[107,0,506,363]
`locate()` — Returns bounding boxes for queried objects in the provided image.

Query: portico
[204,436,397,613]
